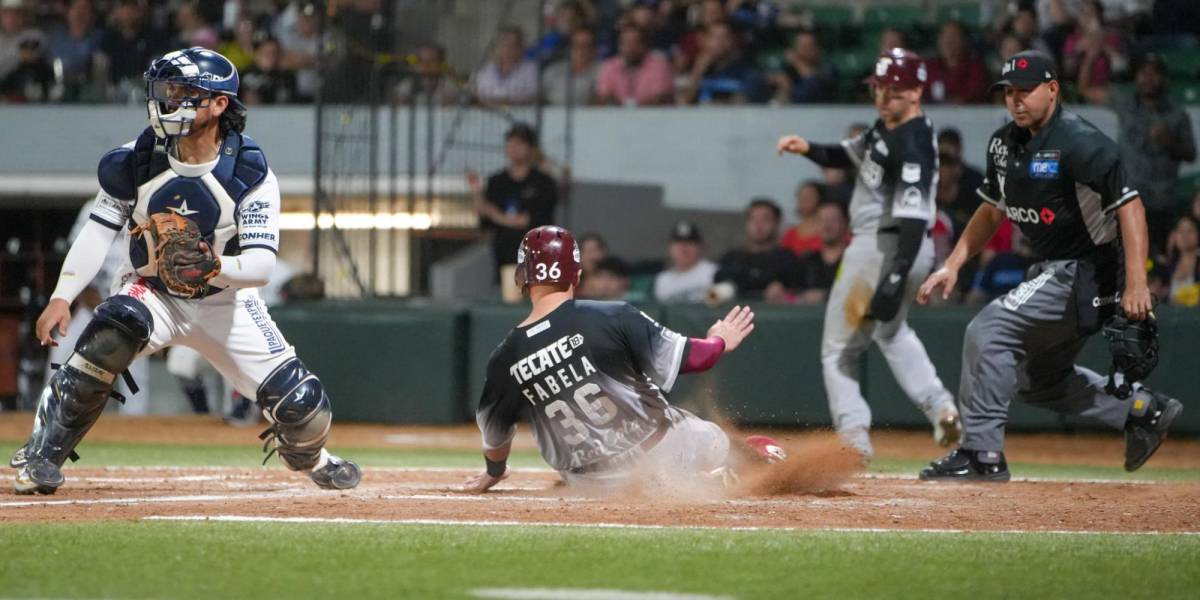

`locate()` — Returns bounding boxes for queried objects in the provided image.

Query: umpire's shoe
[919,448,1010,482]
[310,453,362,490]
[1124,389,1183,472]
[14,457,65,495]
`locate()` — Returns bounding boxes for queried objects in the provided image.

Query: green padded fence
[268,300,1199,435]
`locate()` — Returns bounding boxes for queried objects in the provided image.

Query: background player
[465,225,784,495]
[776,48,959,459]
[13,47,360,494]
[917,51,1183,481]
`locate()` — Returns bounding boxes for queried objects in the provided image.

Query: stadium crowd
[1,0,1196,307]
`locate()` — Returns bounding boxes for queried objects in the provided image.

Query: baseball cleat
[744,435,787,463]
[933,405,962,448]
[919,448,1010,482]
[310,453,362,490]
[14,457,64,495]
[1124,390,1182,472]
[9,443,28,469]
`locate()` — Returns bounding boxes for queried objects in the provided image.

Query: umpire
[916,51,1183,482]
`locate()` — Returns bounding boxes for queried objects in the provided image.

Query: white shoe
[932,404,962,448]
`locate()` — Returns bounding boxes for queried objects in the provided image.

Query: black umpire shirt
[977,104,1138,278]
[484,167,558,270]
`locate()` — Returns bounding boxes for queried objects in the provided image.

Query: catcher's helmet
[515,226,582,290]
[866,47,927,89]
[144,47,243,138]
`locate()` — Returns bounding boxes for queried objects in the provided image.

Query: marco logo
[1006,206,1056,225]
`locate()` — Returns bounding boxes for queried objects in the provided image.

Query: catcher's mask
[1101,311,1159,399]
[515,225,582,292]
[145,47,243,139]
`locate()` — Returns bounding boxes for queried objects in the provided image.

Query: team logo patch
[1029,150,1060,179]
[901,162,921,183]
[901,186,923,209]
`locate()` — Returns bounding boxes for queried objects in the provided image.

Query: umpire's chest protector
[97,128,268,298]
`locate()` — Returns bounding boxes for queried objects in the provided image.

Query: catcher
[465,226,786,496]
[11,47,361,494]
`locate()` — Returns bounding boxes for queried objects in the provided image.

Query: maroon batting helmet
[515,225,582,290]
[866,48,927,89]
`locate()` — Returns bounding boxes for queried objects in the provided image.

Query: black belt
[570,419,672,475]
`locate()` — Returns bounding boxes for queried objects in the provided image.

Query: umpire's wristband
[485,457,507,478]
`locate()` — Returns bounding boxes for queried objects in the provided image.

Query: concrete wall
[4,105,1197,211]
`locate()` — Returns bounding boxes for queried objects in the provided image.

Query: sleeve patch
[900,186,923,208]
[902,162,921,183]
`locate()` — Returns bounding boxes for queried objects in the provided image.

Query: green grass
[2,437,1190,481]
[0,522,1196,599]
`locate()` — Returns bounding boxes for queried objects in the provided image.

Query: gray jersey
[476,300,688,472]
[840,116,939,236]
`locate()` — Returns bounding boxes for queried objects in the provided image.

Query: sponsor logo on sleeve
[239,232,276,242]
[900,186,923,208]
[901,162,921,183]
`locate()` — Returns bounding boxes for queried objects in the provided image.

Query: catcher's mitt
[131,213,221,298]
[1101,311,1159,398]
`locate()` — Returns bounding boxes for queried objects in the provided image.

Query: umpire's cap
[992,50,1058,90]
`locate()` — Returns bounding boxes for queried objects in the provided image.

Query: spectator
[468,123,558,280]
[578,232,608,275]
[0,0,41,81]
[794,202,848,304]
[714,198,802,302]
[780,180,824,256]
[475,26,539,106]
[529,0,588,64]
[596,25,673,106]
[395,43,461,105]
[98,0,168,95]
[1100,53,1196,249]
[579,257,632,300]
[679,21,763,105]
[46,0,104,100]
[654,221,718,303]
[543,28,598,106]
[277,1,319,101]
[925,21,989,104]
[1064,0,1127,101]
[1007,5,1052,57]
[1166,215,1200,307]
[1191,190,1200,224]
[935,127,985,239]
[767,30,835,104]
[878,27,907,54]
[674,0,726,73]
[240,37,297,105]
[174,1,218,50]
[217,15,258,72]
[1,35,56,102]
[624,0,675,52]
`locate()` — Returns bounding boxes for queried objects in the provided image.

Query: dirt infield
[0,415,1197,533]
[1,465,1197,533]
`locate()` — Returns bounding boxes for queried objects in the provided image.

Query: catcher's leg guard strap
[28,296,153,466]
[257,358,332,471]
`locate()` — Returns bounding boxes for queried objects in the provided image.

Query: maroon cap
[515,225,582,290]
[866,47,927,89]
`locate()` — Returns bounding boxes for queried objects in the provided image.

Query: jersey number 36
[545,383,617,445]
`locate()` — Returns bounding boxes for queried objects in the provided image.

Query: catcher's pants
[821,232,953,455]
[958,259,1131,452]
[115,273,296,399]
[562,407,730,495]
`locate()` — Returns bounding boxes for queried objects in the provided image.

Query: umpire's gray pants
[959,259,1130,452]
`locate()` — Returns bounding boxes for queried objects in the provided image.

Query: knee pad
[28,297,152,466]
[257,358,332,471]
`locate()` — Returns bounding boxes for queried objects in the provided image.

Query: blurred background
[0,0,1197,433]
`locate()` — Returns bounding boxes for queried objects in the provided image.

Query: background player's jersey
[87,128,279,299]
[477,300,688,472]
[840,116,939,236]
